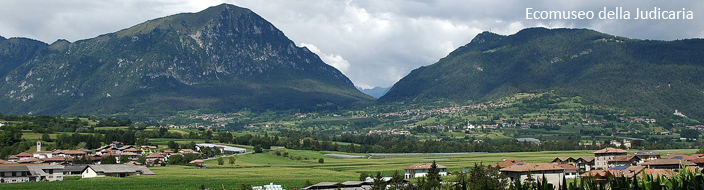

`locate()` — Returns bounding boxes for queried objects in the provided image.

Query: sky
[1,0,703,89]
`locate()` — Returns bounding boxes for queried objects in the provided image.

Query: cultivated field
[1,149,697,190]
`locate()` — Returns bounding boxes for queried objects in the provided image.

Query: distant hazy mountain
[357,86,391,99]
[381,27,704,119]
[0,4,373,119]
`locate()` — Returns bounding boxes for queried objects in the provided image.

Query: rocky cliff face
[0,4,371,119]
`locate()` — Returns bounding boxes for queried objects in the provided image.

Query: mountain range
[381,27,704,120]
[357,86,391,99]
[0,4,372,119]
[2,4,703,122]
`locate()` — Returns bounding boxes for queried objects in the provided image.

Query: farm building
[196,143,246,153]
[81,164,155,178]
[0,165,31,183]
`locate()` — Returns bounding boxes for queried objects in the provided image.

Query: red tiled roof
[499,163,564,172]
[610,155,640,162]
[643,169,675,178]
[553,157,574,162]
[594,148,628,154]
[690,157,704,164]
[608,166,644,178]
[557,164,579,170]
[580,170,609,178]
[493,160,525,168]
[640,159,696,166]
[15,152,32,157]
[42,156,69,162]
[403,163,448,170]
[578,157,595,162]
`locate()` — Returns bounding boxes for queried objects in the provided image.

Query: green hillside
[381,27,704,120]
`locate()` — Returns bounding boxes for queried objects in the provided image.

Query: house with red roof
[15,152,33,160]
[594,148,628,169]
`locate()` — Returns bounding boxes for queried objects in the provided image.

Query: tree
[158,127,168,138]
[41,133,52,142]
[427,161,441,182]
[168,154,184,165]
[359,171,369,181]
[422,161,441,189]
[119,154,130,164]
[680,128,700,139]
[183,153,199,163]
[137,156,147,165]
[389,170,405,190]
[101,155,117,164]
[318,158,325,164]
[228,156,236,165]
[135,137,149,146]
[371,172,387,190]
[168,140,179,151]
[217,157,224,165]
[253,145,263,153]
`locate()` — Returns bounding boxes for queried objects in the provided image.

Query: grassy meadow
[1,148,697,190]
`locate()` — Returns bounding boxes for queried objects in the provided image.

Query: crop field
[3,148,696,190]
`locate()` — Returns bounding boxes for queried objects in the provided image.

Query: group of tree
[0,125,33,159]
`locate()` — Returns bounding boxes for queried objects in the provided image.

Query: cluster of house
[0,164,154,183]
[301,163,446,190]
[377,102,504,118]
[366,129,411,136]
[310,148,704,190]
[496,148,704,188]
[687,125,704,131]
[618,117,656,123]
[0,141,247,183]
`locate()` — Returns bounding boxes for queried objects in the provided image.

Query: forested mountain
[0,4,372,120]
[381,27,704,120]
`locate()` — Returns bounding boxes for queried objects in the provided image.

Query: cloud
[300,43,351,74]
[1,0,702,88]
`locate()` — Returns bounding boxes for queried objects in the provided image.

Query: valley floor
[1,148,697,190]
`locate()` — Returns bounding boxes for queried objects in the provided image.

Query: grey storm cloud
[1,0,702,89]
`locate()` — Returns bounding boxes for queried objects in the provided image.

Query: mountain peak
[0,4,371,119]
[382,28,704,120]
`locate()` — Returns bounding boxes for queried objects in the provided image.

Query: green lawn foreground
[1,149,696,190]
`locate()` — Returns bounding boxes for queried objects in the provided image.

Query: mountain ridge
[0,3,372,119]
[381,27,704,120]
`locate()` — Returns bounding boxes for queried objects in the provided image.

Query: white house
[81,164,155,178]
[557,164,580,179]
[403,163,448,179]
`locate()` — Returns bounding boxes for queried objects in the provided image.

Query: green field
[1,148,696,190]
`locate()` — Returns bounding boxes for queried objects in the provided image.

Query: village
[0,140,245,183]
[1,137,702,190]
